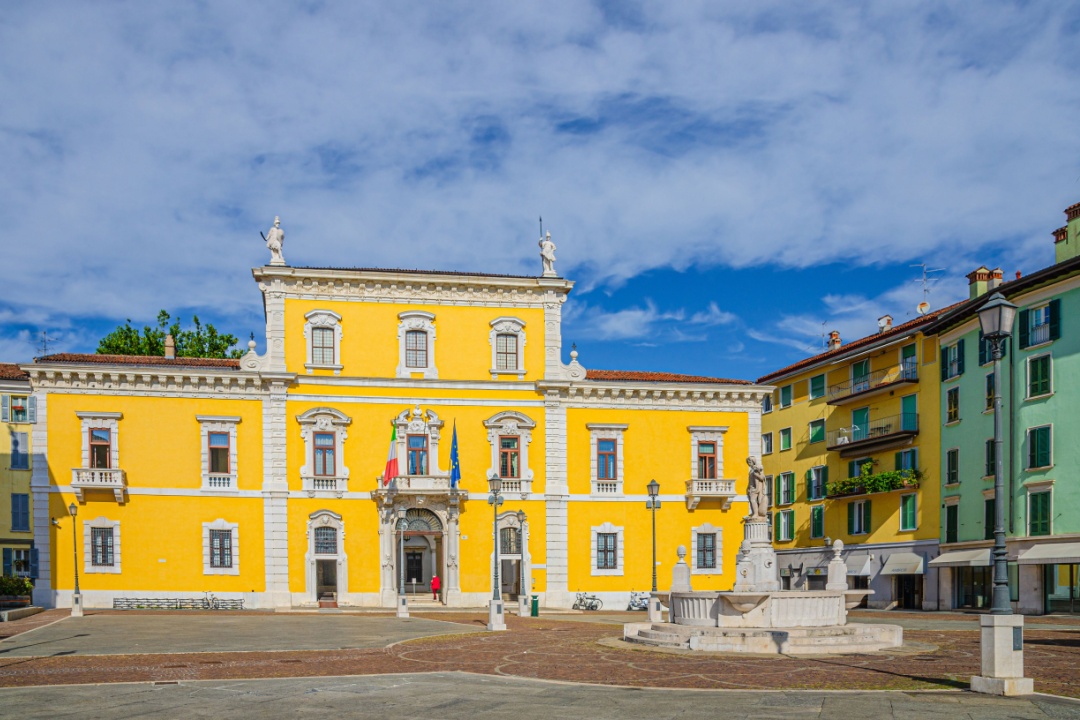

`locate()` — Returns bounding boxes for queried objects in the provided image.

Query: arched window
[500,526,521,554]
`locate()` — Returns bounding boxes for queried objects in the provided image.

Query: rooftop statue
[264,216,285,266]
[539,231,557,277]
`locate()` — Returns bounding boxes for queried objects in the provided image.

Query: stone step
[627,633,687,649]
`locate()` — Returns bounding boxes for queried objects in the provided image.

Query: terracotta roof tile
[0,363,29,380]
[586,369,752,385]
[36,353,241,370]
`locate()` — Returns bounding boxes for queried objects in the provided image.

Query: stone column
[378,501,397,607]
[445,501,463,605]
[543,388,569,606]
[261,376,291,608]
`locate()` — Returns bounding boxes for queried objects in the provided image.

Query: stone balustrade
[71,468,126,503]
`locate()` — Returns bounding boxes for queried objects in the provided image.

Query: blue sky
[2,2,1079,381]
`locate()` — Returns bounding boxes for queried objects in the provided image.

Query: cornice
[25,365,266,399]
[538,380,769,411]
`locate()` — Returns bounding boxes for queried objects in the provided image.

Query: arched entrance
[398,509,444,600]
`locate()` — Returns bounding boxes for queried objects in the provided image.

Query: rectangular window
[779,385,792,408]
[946,387,959,423]
[808,419,825,444]
[848,457,872,479]
[697,441,716,479]
[407,434,428,475]
[311,326,335,365]
[762,394,772,413]
[943,341,964,379]
[499,436,520,478]
[405,330,428,368]
[807,466,827,500]
[985,498,996,540]
[1027,426,1052,469]
[776,509,794,542]
[810,505,824,539]
[313,526,337,555]
[777,472,795,505]
[89,428,111,469]
[1027,304,1052,347]
[945,504,958,543]
[11,493,29,532]
[779,427,792,451]
[1029,492,1051,536]
[984,439,995,477]
[209,529,233,568]
[896,448,917,472]
[313,432,336,476]
[852,359,870,393]
[809,374,825,399]
[946,449,959,485]
[761,432,773,455]
[900,494,917,531]
[849,500,870,535]
[1028,355,1051,398]
[696,533,716,569]
[11,548,31,577]
[10,431,28,470]
[596,533,617,569]
[208,432,230,474]
[8,396,28,423]
[985,373,995,411]
[500,527,521,554]
[597,439,617,480]
[91,527,115,566]
[901,343,917,376]
[764,475,773,509]
[495,333,518,371]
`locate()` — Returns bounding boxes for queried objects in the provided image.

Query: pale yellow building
[1,364,35,581]
[27,248,768,609]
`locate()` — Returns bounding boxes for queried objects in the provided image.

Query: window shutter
[774,475,781,504]
[847,503,855,535]
[29,548,39,579]
[1,395,7,423]
[847,460,855,479]
[773,511,781,540]
[895,452,902,471]
[822,465,829,493]
[2,548,10,576]
[1018,309,1030,349]
[27,396,36,424]
[956,339,965,375]
[1049,298,1062,341]
[978,332,987,365]
[805,470,812,499]
[863,500,872,533]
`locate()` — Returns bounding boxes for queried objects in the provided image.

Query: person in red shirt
[431,573,441,601]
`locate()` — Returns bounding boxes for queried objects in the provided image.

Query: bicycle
[203,591,220,610]
[573,591,603,611]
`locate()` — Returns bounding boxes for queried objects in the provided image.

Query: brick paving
[0,609,68,641]
[0,611,1078,698]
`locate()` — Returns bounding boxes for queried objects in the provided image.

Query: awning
[928,549,991,567]
[846,553,872,576]
[1017,542,1080,565]
[880,552,924,575]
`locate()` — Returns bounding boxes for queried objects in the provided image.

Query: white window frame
[1027,488,1053,536]
[590,522,624,576]
[777,509,794,542]
[688,426,728,480]
[587,423,627,496]
[197,415,240,492]
[1026,424,1053,470]
[691,523,721,574]
[484,411,535,495]
[852,500,869,535]
[1,394,35,424]
[84,516,121,574]
[396,311,438,379]
[946,386,960,423]
[808,465,826,500]
[202,518,239,575]
[762,394,773,414]
[779,384,792,408]
[304,309,343,375]
[761,432,773,455]
[944,343,961,379]
[808,418,825,445]
[305,510,348,602]
[899,493,918,532]
[778,472,795,506]
[779,427,792,451]
[1028,303,1052,347]
[809,374,826,400]
[76,411,122,470]
[809,505,824,539]
[393,406,446,479]
[11,548,31,577]
[1026,352,1053,399]
[296,407,352,496]
[489,316,527,379]
[945,448,960,486]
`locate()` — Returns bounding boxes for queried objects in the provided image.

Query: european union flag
[449,421,461,489]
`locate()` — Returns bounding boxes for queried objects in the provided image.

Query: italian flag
[383,423,399,486]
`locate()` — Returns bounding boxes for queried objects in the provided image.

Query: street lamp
[69,502,82,617]
[972,291,1030,696]
[516,509,527,616]
[646,479,660,593]
[487,475,506,631]
[396,509,409,618]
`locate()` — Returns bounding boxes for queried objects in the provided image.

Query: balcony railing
[826,413,919,451]
[685,478,736,510]
[302,475,348,497]
[1029,323,1050,346]
[827,358,918,404]
[71,468,126,503]
[393,475,452,491]
[592,480,621,495]
[826,469,921,498]
[204,474,236,491]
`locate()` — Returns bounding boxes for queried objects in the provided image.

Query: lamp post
[516,509,528,616]
[972,292,1030,695]
[646,479,660,593]
[396,509,409,618]
[487,475,506,631]
[68,502,82,617]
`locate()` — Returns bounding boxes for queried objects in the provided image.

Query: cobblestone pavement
[3,672,1079,720]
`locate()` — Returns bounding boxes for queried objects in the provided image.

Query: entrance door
[896,575,921,609]
[501,559,519,596]
[316,559,337,601]
[406,551,424,590]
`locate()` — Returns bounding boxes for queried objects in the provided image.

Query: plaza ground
[1,609,1079,718]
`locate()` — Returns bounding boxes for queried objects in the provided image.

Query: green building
[926,201,1080,614]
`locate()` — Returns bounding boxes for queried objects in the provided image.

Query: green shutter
[774,511,781,539]
[901,495,916,531]
[946,505,958,543]
[1030,493,1050,536]
[985,499,995,540]
[1018,309,1030,349]
[847,502,855,535]
[847,460,855,479]
[822,465,829,494]
[805,470,812,500]
[978,332,987,365]
[956,338,965,375]
[895,452,902,471]
[940,349,949,381]
[811,506,823,538]
[775,475,781,503]
[1049,298,1061,341]
[863,500,871,534]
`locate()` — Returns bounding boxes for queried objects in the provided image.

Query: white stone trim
[78,411,121,470]
[587,423,627,496]
[489,316,527,379]
[396,311,437,379]
[483,411,535,495]
[303,309,344,375]
[590,522,624,576]
[305,510,347,603]
[393,406,446,478]
[84,516,121,574]
[691,523,722,575]
[296,407,352,496]
[943,495,961,507]
[197,415,241,492]
[687,426,728,480]
[202,519,240,575]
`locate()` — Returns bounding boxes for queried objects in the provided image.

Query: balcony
[71,468,126,503]
[826,469,921,499]
[685,478,737,510]
[203,474,237,492]
[302,475,348,498]
[827,359,918,405]
[393,475,452,492]
[826,413,919,456]
[592,480,622,495]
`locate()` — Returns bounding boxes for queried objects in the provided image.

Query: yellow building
[26,244,768,609]
[757,312,947,609]
[1,364,35,581]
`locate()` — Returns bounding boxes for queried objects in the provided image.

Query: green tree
[96,310,243,359]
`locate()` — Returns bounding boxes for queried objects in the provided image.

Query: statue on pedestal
[746,456,769,520]
[539,231,557,277]
[264,216,285,266]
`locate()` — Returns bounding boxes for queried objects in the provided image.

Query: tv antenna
[911,263,945,309]
[36,330,57,358]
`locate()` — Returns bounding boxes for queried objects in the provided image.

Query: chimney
[1016,270,1022,280]
[877,315,893,334]
[828,330,841,351]
[987,267,1003,291]
[966,266,992,299]
[1055,201,1080,264]
[164,334,176,360]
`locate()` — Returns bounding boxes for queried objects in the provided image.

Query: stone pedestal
[518,596,529,617]
[733,519,780,592]
[487,599,506,631]
[826,540,848,591]
[396,595,409,618]
[971,614,1033,696]
[648,596,664,623]
[671,546,692,592]
[71,593,84,618]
